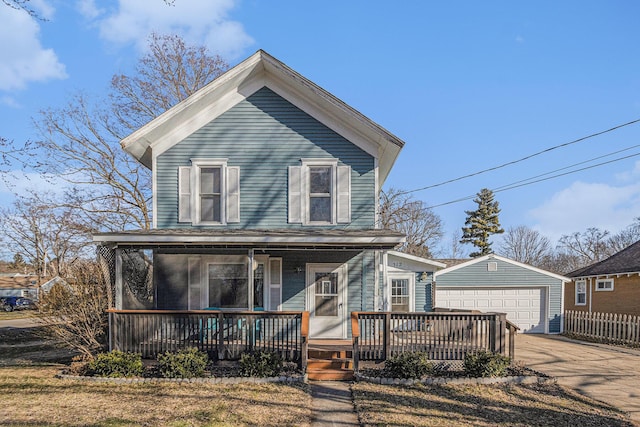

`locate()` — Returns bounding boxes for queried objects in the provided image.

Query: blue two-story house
[94,50,411,343]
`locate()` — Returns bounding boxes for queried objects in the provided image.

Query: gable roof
[0,274,39,290]
[121,50,405,189]
[433,254,570,282]
[568,240,640,278]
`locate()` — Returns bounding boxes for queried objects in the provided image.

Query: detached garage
[434,255,569,334]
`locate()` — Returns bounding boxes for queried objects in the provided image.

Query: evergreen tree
[460,188,505,257]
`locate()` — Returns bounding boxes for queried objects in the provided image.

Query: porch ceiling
[93,228,405,250]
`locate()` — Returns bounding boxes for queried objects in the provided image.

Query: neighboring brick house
[565,240,640,316]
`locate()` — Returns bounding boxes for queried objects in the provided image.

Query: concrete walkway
[516,334,640,424]
[310,381,359,427]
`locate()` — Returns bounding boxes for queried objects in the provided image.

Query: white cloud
[94,0,253,59]
[515,35,525,43]
[0,96,21,108]
[75,0,103,20]
[529,180,640,242]
[0,5,67,91]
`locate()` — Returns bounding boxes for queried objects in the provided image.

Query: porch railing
[107,309,309,368]
[351,311,518,371]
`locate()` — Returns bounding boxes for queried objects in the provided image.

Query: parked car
[0,296,37,312]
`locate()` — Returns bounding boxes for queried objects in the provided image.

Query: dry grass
[0,365,312,426]
[352,382,635,427]
[0,310,36,321]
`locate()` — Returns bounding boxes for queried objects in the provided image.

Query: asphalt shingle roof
[568,240,640,277]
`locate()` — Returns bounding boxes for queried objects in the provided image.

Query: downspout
[589,277,593,313]
[248,249,254,310]
[382,251,389,311]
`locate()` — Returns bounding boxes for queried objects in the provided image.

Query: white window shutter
[269,258,282,311]
[178,166,192,223]
[336,165,351,223]
[188,258,202,310]
[288,166,302,223]
[226,166,240,223]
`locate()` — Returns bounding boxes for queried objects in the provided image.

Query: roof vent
[487,262,498,272]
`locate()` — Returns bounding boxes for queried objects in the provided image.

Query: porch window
[208,262,248,309]
[391,278,410,312]
[254,262,264,310]
[575,281,586,305]
[595,279,614,291]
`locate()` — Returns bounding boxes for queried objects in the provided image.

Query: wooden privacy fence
[565,310,640,345]
[107,309,309,368]
[351,311,518,371]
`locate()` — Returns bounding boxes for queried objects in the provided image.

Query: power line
[425,150,640,209]
[399,118,640,196]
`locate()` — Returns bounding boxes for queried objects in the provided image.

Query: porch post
[248,249,254,310]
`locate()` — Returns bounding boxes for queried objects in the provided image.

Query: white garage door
[436,288,546,333]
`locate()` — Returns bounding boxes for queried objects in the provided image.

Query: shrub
[239,350,283,377]
[87,351,144,378]
[463,350,511,378]
[383,352,433,379]
[157,348,209,378]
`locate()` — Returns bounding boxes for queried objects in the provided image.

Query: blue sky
[1,0,640,255]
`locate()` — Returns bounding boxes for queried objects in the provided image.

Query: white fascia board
[93,234,405,246]
[434,254,570,282]
[388,250,447,269]
[571,271,640,280]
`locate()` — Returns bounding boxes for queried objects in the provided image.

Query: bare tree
[37,261,109,359]
[379,188,444,258]
[24,33,229,232]
[607,217,640,253]
[0,194,93,278]
[557,227,613,272]
[497,225,552,266]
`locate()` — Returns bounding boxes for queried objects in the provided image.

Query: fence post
[300,311,309,371]
[217,311,225,361]
[108,310,114,351]
[351,312,360,373]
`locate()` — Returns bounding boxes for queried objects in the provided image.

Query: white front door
[307,264,346,338]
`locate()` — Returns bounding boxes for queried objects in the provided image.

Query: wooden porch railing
[107,309,309,368]
[351,311,518,372]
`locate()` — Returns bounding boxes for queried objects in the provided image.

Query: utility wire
[399,118,640,196]
[425,151,640,209]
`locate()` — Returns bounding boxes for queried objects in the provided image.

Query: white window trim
[575,280,587,306]
[595,278,614,291]
[301,159,338,226]
[191,158,227,226]
[388,272,415,312]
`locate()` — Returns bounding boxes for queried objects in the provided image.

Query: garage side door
[435,288,546,334]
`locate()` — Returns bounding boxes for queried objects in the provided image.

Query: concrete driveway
[516,334,640,424]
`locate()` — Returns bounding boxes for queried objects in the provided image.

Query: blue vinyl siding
[436,258,564,333]
[155,87,376,229]
[414,272,433,312]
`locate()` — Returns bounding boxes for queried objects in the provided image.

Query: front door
[307,264,346,338]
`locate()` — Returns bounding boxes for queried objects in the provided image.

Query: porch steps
[307,349,354,381]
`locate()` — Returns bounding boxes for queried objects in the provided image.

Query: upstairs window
[178,159,240,225]
[309,166,332,222]
[288,159,351,225]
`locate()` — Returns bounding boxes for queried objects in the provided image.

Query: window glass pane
[310,197,331,222]
[200,167,221,193]
[315,272,338,317]
[310,167,331,193]
[577,294,586,304]
[208,263,248,309]
[201,195,221,222]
